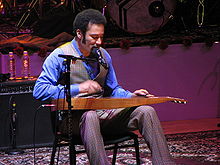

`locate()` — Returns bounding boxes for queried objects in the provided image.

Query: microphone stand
[63,57,73,154]
[5,97,24,155]
[58,54,96,164]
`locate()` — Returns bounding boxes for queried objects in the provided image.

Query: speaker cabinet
[0,93,54,150]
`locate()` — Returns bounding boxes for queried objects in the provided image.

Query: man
[33,9,175,165]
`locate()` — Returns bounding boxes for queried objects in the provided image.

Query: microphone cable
[33,104,42,165]
[33,88,63,165]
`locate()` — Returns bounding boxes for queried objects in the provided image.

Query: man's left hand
[132,89,154,98]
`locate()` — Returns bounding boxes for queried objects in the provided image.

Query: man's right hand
[79,80,102,94]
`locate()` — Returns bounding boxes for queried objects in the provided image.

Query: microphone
[91,47,108,69]
[41,104,56,107]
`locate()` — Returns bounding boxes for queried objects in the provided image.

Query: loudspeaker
[0,93,54,150]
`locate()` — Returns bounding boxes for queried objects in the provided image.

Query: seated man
[33,9,176,165]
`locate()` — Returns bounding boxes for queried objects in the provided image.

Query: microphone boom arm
[58,54,97,62]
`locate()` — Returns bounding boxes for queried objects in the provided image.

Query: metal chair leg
[50,133,141,165]
[57,146,61,164]
[112,143,118,165]
[69,141,76,165]
[50,138,58,165]
[134,137,140,165]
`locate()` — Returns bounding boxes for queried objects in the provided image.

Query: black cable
[8,96,14,148]
[52,60,69,164]
[33,86,62,164]
[54,86,65,165]
[33,88,64,165]
[33,105,43,165]
[33,64,67,164]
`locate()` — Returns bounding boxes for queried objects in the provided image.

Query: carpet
[0,130,219,165]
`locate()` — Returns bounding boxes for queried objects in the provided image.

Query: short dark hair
[73,9,107,36]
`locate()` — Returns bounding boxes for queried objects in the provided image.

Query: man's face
[77,23,104,57]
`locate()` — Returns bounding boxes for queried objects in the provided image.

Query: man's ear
[76,29,82,39]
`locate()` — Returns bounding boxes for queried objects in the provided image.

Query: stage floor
[0,118,219,165]
[162,118,220,135]
[134,118,220,137]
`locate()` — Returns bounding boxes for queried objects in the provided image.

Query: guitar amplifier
[0,79,54,149]
[0,79,36,95]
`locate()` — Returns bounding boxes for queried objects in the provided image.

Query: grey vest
[58,42,123,118]
[59,41,108,96]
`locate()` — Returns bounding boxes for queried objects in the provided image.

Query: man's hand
[132,89,154,98]
[79,80,102,94]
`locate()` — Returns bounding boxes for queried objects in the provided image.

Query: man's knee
[82,111,98,121]
[135,106,156,116]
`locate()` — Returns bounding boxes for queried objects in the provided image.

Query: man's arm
[102,49,133,98]
[102,49,154,98]
[33,48,79,101]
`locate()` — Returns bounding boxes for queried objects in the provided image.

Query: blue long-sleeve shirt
[33,39,133,101]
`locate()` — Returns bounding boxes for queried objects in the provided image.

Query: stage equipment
[16,0,63,29]
[107,0,176,34]
[149,1,165,17]
[16,0,41,29]
[0,0,4,13]
[5,96,24,155]
[197,0,205,26]
[0,79,53,150]
[0,0,12,15]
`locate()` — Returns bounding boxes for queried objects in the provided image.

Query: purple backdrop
[0,43,220,121]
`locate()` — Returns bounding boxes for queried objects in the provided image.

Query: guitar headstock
[171,97,187,104]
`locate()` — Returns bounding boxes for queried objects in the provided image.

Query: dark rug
[0,130,219,165]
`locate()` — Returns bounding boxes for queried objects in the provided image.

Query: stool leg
[134,137,140,165]
[57,146,61,163]
[50,139,58,165]
[69,142,76,165]
[112,143,118,165]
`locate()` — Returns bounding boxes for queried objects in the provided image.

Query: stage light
[148,0,165,17]
[0,0,4,14]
